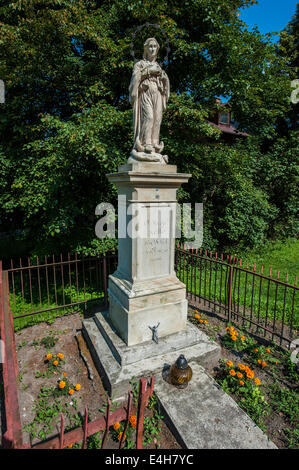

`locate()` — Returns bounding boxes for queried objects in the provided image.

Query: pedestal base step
[155,362,277,449]
[82,311,220,400]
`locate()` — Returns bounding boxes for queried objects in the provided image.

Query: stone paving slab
[82,316,220,399]
[155,362,277,449]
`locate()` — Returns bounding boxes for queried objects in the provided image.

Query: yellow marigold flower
[239,380,244,386]
[238,364,246,371]
[59,381,66,389]
[194,314,201,320]
[254,348,258,353]
[204,320,207,324]
[231,335,237,341]
[68,389,74,395]
[266,348,271,354]
[240,336,245,341]
[57,353,64,359]
[46,353,52,360]
[261,361,267,367]
[237,372,243,379]
[118,432,126,442]
[254,378,261,386]
[75,384,81,391]
[129,415,137,428]
[53,360,58,366]
[229,369,236,376]
[226,360,233,368]
[113,422,121,431]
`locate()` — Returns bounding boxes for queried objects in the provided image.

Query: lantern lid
[175,354,188,370]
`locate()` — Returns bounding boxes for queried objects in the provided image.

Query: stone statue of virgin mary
[128,37,170,164]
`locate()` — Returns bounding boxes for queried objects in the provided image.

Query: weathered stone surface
[82,315,220,399]
[155,362,277,449]
[106,166,191,346]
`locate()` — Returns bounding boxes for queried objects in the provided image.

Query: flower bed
[189,307,299,449]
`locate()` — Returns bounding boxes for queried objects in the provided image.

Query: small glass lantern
[169,354,193,388]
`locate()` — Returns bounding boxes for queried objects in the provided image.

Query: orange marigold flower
[231,335,237,341]
[257,359,262,364]
[118,432,126,442]
[226,327,230,332]
[229,369,236,376]
[200,319,203,323]
[57,353,64,359]
[274,361,278,365]
[254,348,258,353]
[194,314,201,320]
[75,384,81,391]
[59,381,66,389]
[237,372,243,379]
[226,360,233,368]
[254,378,261,386]
[46,353,52,360]
[204,320,207,324]
[53,360,58,366]
[266,348,271,354]
[68,389,74,395]
[129,415,137,428]
[239,380,244,386]
[238,364,246,371]
[261,361,267,367]
[67,444,73,448]
[194,310,199,314]
[113,422,121,431]
[247,371,254,379]
[63,372,67,377]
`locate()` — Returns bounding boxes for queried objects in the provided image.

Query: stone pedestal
[106,162,191,346]
[83,162,221,398]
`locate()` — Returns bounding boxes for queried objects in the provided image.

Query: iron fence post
[103,255,108,309]
[227,263,233,323]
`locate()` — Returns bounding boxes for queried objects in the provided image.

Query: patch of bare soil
[15,312,181,449]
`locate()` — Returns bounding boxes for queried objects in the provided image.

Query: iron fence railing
[4,253,118,330]
[1,246,297,348]
[175,245,298,348]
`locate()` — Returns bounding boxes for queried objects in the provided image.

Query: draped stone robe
[129,59,170,154]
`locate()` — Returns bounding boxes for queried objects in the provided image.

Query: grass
[233,238,299,280]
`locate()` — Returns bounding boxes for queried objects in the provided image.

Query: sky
[240,0,297,41]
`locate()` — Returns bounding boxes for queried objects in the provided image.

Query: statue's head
[143,37,160,60]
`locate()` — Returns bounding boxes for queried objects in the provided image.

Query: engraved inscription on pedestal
[136,204,172,280]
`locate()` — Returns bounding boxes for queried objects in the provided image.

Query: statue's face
[146,41,158,59]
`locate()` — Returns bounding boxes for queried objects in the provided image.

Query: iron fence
[175,245,298,348]
[1,246,298,348]
[4,253,118,330]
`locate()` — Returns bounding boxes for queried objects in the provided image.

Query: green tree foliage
[0,0,296,257]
